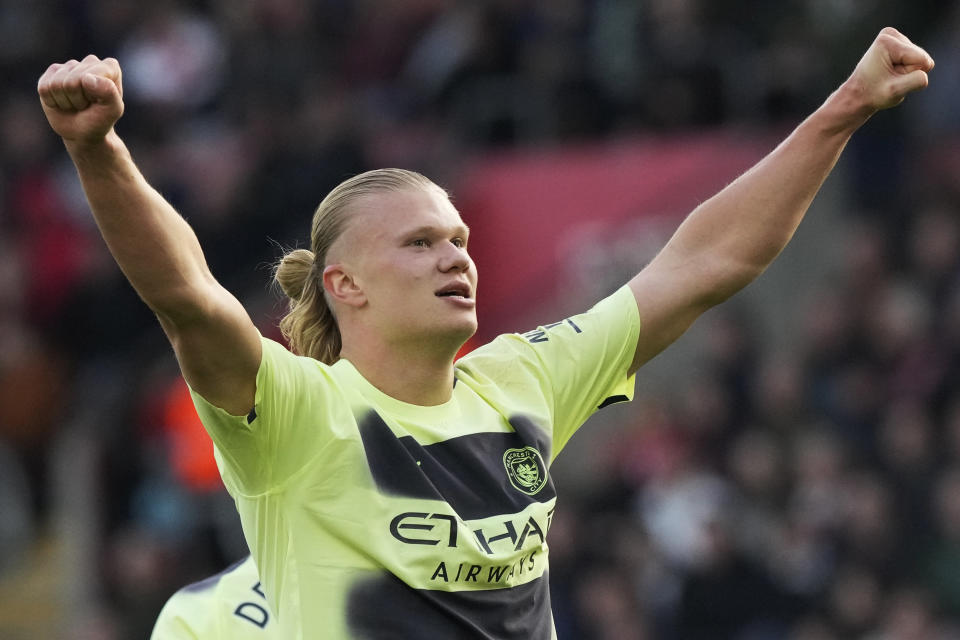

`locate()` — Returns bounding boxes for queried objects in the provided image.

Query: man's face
[333,187,478,349]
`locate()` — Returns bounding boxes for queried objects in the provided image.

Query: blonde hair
[274,168,443,363]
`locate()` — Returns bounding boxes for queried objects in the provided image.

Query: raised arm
[38,55,260,415]
[627,28,934,374]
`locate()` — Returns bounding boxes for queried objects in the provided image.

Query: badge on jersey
[503,447,548,495]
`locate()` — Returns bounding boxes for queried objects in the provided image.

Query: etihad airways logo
[389,508,554,585]
[390,507,553,554]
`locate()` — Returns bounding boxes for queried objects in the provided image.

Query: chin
[449,320,478,342]
[438,318,478,348]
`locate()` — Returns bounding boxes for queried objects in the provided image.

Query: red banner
[456,131,777,340]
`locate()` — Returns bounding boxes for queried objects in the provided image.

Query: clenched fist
[847,27,934,114]
[37,54,124,146]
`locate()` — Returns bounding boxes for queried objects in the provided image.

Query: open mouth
[435,283,471,299]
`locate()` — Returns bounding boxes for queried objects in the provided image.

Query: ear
[323,263,366,308]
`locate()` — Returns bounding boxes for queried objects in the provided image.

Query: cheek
[384,264,429,292]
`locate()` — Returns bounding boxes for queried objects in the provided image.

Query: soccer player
[151,555,276,639]
[38,28,932,639]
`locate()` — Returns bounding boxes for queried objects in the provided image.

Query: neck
[339,338,460,406]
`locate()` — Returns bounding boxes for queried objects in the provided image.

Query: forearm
[40,55,261,414]
[67,130,215,321]
[662,83,870,305]
[626,28,931,372]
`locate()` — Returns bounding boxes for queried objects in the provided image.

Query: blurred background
[3,0,960,638]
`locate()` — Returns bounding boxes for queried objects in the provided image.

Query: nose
[439,243,472,273]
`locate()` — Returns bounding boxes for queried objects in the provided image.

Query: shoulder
[259,335,326,376]
[458,285,638,366]
[253,335,342,402]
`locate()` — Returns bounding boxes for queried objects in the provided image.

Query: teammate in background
[38,28,932,639]
[151,555,276,639]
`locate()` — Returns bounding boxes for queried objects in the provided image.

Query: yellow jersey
[191,286,639,638]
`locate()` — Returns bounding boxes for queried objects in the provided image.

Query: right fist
[37,55,124,145]
[845,27,934,114]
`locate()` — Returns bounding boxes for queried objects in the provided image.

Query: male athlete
[39,27,933,639]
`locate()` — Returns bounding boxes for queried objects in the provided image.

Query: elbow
[698,257,767,308]
[146,277,222,327]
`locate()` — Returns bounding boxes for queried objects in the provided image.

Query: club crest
[502,447,548,495]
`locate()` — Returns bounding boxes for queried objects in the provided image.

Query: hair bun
[274,248,316,301]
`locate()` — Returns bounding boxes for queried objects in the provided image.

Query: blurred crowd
[549,192,960,639]
[3,0,960,638]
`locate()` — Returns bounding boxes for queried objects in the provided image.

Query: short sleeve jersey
[190,285,640,639]
[151,556,274,639]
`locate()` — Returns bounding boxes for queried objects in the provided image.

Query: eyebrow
[403,224,471,237]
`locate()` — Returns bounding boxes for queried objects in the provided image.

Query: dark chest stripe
[357,412,555,522]
[347,571,552,639]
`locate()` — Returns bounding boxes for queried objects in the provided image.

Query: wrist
[814,80,877,137]
[64,129,126,167]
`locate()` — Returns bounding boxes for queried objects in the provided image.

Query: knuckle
[52,77,71,98]
[55,60,78,80]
